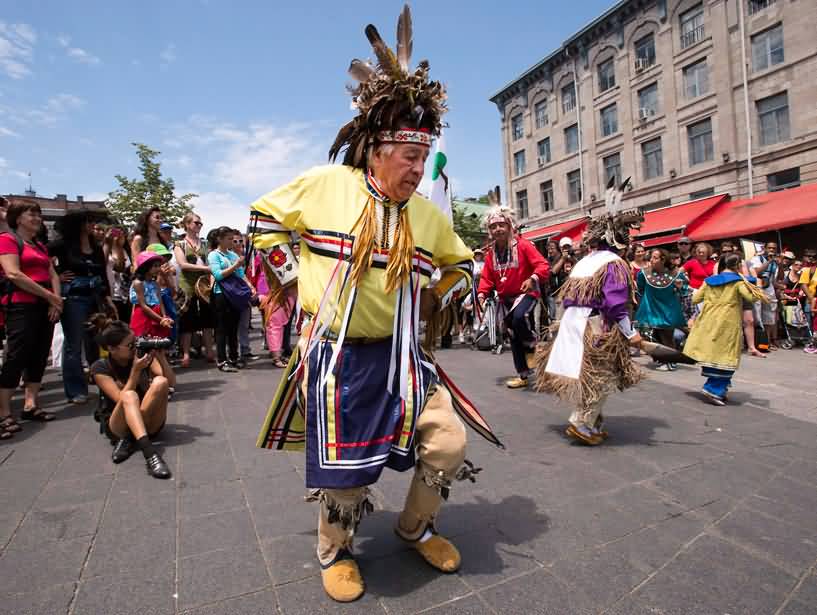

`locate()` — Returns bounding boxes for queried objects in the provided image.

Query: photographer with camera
[90,318,173,478]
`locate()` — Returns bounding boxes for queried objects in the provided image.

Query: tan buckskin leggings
[569,394,608,431]
[315,384,467,566]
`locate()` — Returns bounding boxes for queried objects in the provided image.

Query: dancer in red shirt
[478,191,550,388]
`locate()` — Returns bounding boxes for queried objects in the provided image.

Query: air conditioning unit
[635,58,649,72]
[537,156,546,167]
[638,107,655,121]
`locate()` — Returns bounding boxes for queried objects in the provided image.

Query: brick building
[3,192,107,230]
[490,0,817,236]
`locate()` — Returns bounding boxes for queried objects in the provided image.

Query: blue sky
[2,0,614,231]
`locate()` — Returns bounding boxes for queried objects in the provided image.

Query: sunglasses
[191,221,203,226]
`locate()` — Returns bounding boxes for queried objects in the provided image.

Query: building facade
[3,192,106,230]
[490,0,817,232]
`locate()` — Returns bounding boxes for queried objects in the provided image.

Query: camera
[135,336,174,357]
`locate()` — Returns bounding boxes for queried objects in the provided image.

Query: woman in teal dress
[636,248,688,370]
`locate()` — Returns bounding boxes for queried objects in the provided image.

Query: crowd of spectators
[0,196,296,475]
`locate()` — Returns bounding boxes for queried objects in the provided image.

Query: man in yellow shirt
[248,6,500,603]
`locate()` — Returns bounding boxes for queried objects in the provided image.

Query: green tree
[107,142,196,227]
[452,204,485,248]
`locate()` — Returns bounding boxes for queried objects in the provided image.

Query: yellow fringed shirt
[249,165,473,339]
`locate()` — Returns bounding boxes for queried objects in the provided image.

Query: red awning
[522,217,587,242]
[633,194,728,245]
[689,183,817,241]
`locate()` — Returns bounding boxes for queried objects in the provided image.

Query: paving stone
[260,534,321,585]
[10,499,103,547]
[179,479,246,518]
[73,562,174,615]
[185,589,278,615]
[0,582,75,615]
[455,527,539,588]
[354,510,411,561]
[275,575,386,614]
[359,550,472,615]
[178,544,270,611]
[243,475,316,540]
[177,455,239,488]
[33,474,113,509]
[715,507,817,575]
[779,599,817,615]
[479,569,596,615]
[602,594,667,615]
[0,511,23,548]
[0,535,91,593]
[99,487,176,532]
[790,571,817,605]
[636,534,796,615]
[419,594,490,614]
[85,522,175,578]
[179,508,257,557]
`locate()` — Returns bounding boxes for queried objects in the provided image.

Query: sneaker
[701,388,726,406]
[218,361,238,373]
[70,395,89,405]
[458,333,466,344]
[145,453,172,479]
[111,437,134,464]
[242,352,260,362]
[655,364,671,372]
[234,359,247,370]
[505,376,528,389]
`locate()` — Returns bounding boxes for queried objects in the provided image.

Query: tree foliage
[106,142,196,227]
[452,204,485,248]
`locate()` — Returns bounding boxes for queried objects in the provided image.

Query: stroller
[780,301,816,351]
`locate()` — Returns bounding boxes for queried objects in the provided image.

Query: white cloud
[57,34,101,65]
[160,44,176,68]
[5,92,86,125]
[0,22,36,79]
[46,93,85,113]
[0,126,20,138]
[0,157,6,169]
[186,191,248,235]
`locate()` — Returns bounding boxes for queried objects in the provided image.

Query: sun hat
[135,251,164,275]
[559,236,573,248]
[146,242,173,260]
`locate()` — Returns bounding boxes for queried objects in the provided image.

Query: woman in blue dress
[636,248,688,371]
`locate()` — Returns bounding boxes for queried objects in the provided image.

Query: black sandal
[0,415,22,433]
[21,407,56,422]
[0,425,12,440]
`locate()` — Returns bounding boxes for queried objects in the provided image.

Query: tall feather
[365,24,400,78]
[604,175,617,214]
[395,4,413,74]
[348,59,376,83]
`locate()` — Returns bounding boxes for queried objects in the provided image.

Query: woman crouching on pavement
[89,318,173,478]
[684,253,767,406]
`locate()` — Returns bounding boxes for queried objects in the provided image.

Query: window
[567,170,582,204]
[680,4,705,49]
[638,82,659,117]
[598,58,616,92]
[516,189,529,219]
[600,104,618,137]
[689,187,715,200]
[757,92,789,145]
[767,167,800,192]
[511,114,524,140]
[642,137,663,179]
[564,124,579,154]
[688,118,714,165]
[683,59,709,99]
[751,24,784,72]
[748,0,777,15]
[514,150,526,176]
[534,101,548,129]
[537,138,551,164]
[603,153,622,186]
[634,34,656,70]
[540,181,554,212]
[561,83,576,114]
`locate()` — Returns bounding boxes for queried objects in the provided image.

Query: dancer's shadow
[153,423,215,452]
[547,415,671,447]
[359,494,547,598]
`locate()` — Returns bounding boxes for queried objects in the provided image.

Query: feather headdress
[585,176,643,250]
[329,4,447,169]
[483,185,516,230]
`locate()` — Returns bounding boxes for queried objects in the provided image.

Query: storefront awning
[522,217,587,243]
[689,184,817,241]
[633,194,728,247]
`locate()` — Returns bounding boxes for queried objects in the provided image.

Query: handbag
[219,274,252,311]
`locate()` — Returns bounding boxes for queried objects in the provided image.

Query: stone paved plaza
[1,335,816,615]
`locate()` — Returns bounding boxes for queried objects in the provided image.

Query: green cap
[146,243,172,260]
